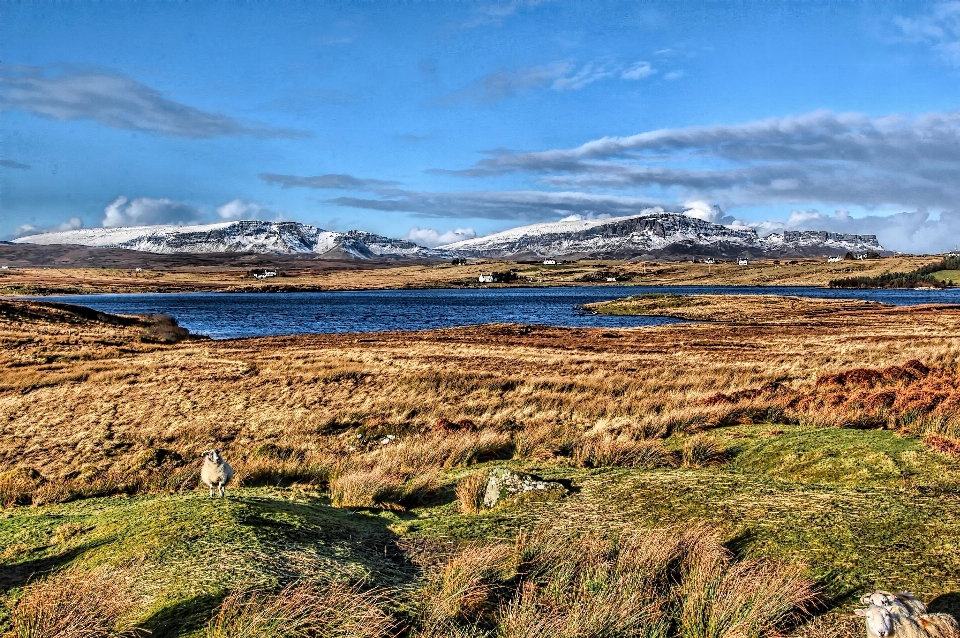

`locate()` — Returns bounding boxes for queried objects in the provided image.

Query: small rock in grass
[483,468,567,508]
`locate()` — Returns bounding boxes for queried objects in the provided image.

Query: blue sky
[4,1,960,252]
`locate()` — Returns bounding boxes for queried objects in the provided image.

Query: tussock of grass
[455,472,488,514]
[330,467,440,510]
[8,564,142,638]
[416,525,818,638]
[682,435,729,468]
[204,580,398,638]
[574,436,675,469]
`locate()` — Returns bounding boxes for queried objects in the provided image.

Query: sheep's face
[201,449,222,464]
[861,591,895,608]
[856,606,893,637]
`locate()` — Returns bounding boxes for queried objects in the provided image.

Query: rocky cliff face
[441,212,885,259]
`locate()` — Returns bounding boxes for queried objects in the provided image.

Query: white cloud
[217,199,274,221]
[440,58,658,103]
[456,0,554,30]
[14,216,83,237]
[894,3,960,66]
[621,61,655,80]
[404,226,477,247]
[681,200,725,224]
[102,196,201,228]
[550,61,620,91]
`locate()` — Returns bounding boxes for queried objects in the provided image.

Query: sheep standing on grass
[200,449,233,498]
[857,590,960,638]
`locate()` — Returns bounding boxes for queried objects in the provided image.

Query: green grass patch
[0,489,412,636]
[932,269,960,283]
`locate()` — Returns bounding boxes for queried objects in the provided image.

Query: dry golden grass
[573,435,675,469]
[1,295,959,504]
[455,471,488,514]
[7,564,142,638]
[415,524,818,638]
[204,580,398,638]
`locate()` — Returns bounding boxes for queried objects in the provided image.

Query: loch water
[40,286,960,340]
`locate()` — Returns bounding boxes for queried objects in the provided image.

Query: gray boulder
[483,468,567,508]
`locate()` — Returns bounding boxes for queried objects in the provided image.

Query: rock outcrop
[482,468,567,508]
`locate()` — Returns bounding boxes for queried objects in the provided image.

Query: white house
[703,258,716,265]
[478,273,495,283]
[827,256,842,263]
[737,258,750,265]
[605,277,617,282]
[543,259,557,265]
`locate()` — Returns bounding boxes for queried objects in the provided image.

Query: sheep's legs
[218,482,225,498]
[208,486,214,498]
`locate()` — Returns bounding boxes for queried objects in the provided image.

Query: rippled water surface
[40,286,960,340]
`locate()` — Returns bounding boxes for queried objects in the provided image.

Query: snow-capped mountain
[12,221,445,259]
[11,213,887,261]
[441,212,886,259]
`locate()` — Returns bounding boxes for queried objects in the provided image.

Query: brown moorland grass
[414,524,818,638]
[7,564,142,638]
[2,296,960,503]
[204,580,399,638]
[2,296,960,636]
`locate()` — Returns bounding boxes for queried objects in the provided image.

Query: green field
[932,270,960,283]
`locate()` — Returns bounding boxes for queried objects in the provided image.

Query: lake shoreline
[20,285,960,340]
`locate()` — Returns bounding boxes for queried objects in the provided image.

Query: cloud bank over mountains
[102,196,202,228]
[14,216,83,238]
[403,226,476,247]
[450,108,960,212]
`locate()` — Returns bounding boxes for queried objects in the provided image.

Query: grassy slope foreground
[1,297,960,636]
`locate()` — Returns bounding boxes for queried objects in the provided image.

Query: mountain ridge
[12,221,446,260]
[12,213,887,260]
[441,212,886,259]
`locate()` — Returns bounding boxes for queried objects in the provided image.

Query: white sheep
[200,449,234,498]
[856,604,960,638]
[916,614,960,638]
[861,591,929,617]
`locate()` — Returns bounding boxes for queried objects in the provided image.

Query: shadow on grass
[138,592,229,638]
[929,592,960,622]
[0,539,109,593]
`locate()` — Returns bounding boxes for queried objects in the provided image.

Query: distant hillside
[12,221,445,260]
[12,213,888,261]
[442,211,886,260]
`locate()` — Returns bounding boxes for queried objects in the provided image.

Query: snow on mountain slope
[12,221,445,259]
[12,213,887,261]
[441,211,886,259]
